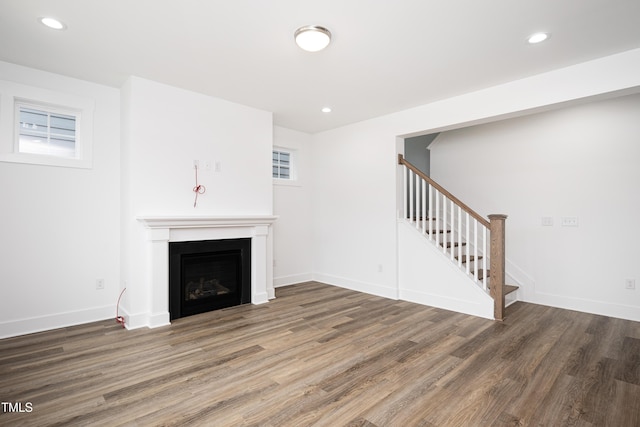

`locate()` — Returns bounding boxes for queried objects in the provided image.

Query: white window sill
[273,178,301,187]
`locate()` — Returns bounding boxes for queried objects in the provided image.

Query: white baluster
[402,166,407,219]
[422,178,427,234]
[435,190,440,247]
[457,205,462,266]
[428,184,433,240]
[415,174,421,230]
[450,199,455,261]
[442,195,447,254]
[482,226,488,291]
[465,213,470,274]
[474,220,479,282]
[408,170,414,224]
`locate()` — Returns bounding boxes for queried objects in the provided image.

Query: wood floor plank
[615,337,640,386]
[609,379,640,426]
[499,311,592,424]
[1,281,639,426]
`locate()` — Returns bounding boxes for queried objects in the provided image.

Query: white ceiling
[1,0,639,133]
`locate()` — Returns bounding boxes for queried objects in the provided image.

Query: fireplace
[133,215,276,330]
[169,238,251,320]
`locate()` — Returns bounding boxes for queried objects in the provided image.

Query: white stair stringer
[397,219,494,319]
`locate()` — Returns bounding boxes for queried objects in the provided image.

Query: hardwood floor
[1,281,639,426]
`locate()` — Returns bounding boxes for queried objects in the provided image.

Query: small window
[0,82,94,169]
[17,105,78,159]
[273,149,292,180]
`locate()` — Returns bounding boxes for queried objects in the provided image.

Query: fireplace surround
[134,215,277,329]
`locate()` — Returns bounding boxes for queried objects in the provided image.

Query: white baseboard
[312,273,398,300]
[399,288,494,320]
[148,312,171,329]
[118,307,171,330]
[252,291,269,305]
[0,305,115,339]
[119,307,145,330]
[525,292,640,323]
[274,273,313,288]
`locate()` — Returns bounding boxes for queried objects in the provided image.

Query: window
[273,149,292,180]
[17,105,77,159]
[0,80,94,169]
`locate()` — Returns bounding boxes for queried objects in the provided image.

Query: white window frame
[0,80,94,169]
[15,101,81,161]
[273,147,298,184]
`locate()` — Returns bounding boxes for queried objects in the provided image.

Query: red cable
[116,287,126,328]
[193,165,206,207]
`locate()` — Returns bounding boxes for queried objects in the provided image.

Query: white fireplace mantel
[133,214,277,329]
[137,215,279,230]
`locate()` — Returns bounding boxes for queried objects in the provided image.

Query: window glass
[273,150,292,179]
[18,106,77,158]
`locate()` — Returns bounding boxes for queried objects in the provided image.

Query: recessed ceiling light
[39,17,66,30]
[527,32,549,44]
[321,107,332,113]
[295,25,331,52]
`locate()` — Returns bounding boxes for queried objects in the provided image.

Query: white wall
[122,77,273,216]
[2,46,640,338]
[120,77,273,327]
[272,126,313,287]
[311,124,400,298]
[430,93,640,321]
[0,62,121,338]
[310,48,640,320]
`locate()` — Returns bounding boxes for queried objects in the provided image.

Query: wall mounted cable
[193,164,206,207]
[116,287,126,328]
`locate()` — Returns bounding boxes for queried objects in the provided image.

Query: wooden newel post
[488,214,507,321]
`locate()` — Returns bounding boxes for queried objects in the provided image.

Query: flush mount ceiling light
[321,107,332,113]
[39,16,66,30]
[295,25,331,52]
[527,32,549,44]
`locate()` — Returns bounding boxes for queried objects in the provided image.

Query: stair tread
[470,269,519,295]
[505,285,519,295]
[439,242,466,248]
[455,255,483,262]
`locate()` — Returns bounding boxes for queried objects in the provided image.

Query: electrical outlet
[561,217,579,227]
[96,279,105,290]
[193,160,199,168]
[541,217,553,226]
[625,279,636,290]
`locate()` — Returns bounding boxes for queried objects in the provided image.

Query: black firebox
[169,238,251,320]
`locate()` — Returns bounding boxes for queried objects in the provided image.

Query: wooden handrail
[398,154,490,228]
[399,153,509,321]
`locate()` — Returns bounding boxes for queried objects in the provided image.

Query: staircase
[398,154,518,320]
